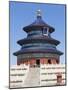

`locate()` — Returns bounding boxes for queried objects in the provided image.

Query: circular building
[13,10,63,67]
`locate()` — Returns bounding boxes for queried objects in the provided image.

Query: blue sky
[9,1,66,65]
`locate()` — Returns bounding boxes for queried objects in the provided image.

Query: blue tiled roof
[17,36,60,46]
[13,11,63,57]
[13,49,63,56]
[23,16,55,33]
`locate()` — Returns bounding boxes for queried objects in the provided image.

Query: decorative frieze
[17,53,59,60]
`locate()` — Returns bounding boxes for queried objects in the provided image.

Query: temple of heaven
[13,10,63,66]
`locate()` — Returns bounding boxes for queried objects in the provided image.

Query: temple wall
[10,64,66,88]
[10,65,29,88]
[40,64,65,86]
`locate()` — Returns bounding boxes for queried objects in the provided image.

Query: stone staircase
[23,67,40,87]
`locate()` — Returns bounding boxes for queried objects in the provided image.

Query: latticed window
[42,27,48,36]
[43,27,47,35]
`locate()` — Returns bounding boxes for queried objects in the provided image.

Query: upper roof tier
[23,10,55,33]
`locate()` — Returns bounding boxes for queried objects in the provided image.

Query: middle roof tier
[17,36,60,46]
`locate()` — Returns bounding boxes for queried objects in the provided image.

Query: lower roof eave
[13,50,63,56]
